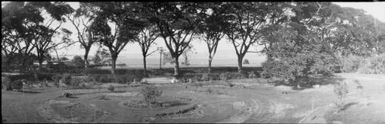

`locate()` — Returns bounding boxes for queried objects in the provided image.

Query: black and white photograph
[2,1,385,123]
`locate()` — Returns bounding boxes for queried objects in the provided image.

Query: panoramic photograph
[2,1,385,123]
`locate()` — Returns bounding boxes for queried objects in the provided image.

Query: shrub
[52,74,61,86]
[339,54,385,74]
[2,76,11,90]
[262,55,336,87]
[141,85,163,107]
[200,73,220,81]
[356,54,385,74]
[99,75,114,83]
[201,73,209,81]
[248,71,257,78]
[71,56,85,68]
[68,76,93,89]
[334,81,349,111]
[340,55,366,73]
[228,72,247,79]
[220,72,230,81]
[61,73,72,85]
[10,79,23,91]
[108,85,115,92]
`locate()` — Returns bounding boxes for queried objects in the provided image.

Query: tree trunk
[143,55,148,77]
[173,56,180,77]
[84,48,90,69]
[111,55,117,82]
[237,55,244,74]
[38,60,43,71]
[208,55,213,74]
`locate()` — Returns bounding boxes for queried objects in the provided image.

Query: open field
[2,73,384,123]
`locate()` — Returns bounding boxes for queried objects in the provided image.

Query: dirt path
[2,88,63,123]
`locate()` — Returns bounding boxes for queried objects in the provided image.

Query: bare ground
[2,73,385,123]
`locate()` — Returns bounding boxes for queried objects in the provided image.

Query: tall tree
[135,24,160,77]
[66,2,98,69]
[143,2,203,77]
[2,2,73,72]
[197,2,228,73]
[223,2,275,73]
[89,2,146,78]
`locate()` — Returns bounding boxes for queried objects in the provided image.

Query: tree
[197,2,228,73]
[143,2,204,76]
[89,2,147,78]
[34,20,73,70]
[93,48,111,65]
[2,2,73,72]
[222,2,280,73]
[135,24,160,77]
[181,46,195,66]
[261,2,342,87]
[66,2,98,69]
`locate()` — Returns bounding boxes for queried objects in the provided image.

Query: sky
[2,2,385,67]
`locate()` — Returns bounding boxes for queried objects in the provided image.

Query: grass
[2,73,384,123]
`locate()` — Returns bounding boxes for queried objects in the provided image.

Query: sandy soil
[2,73,385,123]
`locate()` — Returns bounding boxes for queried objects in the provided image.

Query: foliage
[143,2,205,76]
[334,81,349,111]
[2,2,74,72]
[356,54,385,74]
[71,56,85,68]
[65,2,98,68]
[261,3,341,86]
[89,2,147,76]
[339,54,385,74]
[4,79,24,91]
[61,73,72,85]
[248,71,258,78]
[67,76,95,89]
[196,3,227,73]
[135,24,160,77]
[2,76,11,90]
[92,48,111,65]
[222,2,291,73]
[219,72,230,81]
[339,55,366,73]
[141,85,163,107]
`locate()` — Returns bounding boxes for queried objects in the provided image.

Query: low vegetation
[333,81,349,111]
[141,85,163,108]
[339,54,385,74]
